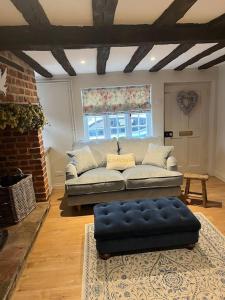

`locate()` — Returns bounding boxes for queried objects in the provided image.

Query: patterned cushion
[106,153,135,170]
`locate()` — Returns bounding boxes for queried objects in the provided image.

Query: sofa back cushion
[118,137,163,164]
[67,146,98,175]
[72,138,118,167]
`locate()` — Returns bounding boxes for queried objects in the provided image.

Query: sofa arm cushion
[66,163,78,180]
[167,156,178,171]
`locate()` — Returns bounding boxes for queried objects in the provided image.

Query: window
[82,85,152,140]
[84,112,152,140]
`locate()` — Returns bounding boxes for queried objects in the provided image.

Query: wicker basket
[0,169,36,227]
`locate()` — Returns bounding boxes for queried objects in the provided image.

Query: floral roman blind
[82,85,151,115]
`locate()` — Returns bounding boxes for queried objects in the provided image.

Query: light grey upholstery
[167,156,178,171]
[72,138,118,167]
[65,137,182,206]
[66,163,78,179]
[65,167,125,196]
[118,137,163,164]
[122,165,183,189]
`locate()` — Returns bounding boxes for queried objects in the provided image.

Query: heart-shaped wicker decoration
[177,91,198,115]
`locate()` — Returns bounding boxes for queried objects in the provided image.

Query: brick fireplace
[0,51,49,201]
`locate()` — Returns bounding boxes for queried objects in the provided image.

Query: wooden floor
[12,177,225,300]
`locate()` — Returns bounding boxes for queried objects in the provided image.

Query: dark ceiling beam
[149,12,225,72]
[150,43,196,72]
[154,0,198,26]
[198,54,225,69]
[124,45,154,73]
[92,0,118,75]
[11,50,53,78]
[1,24,225,50]
[51,48,76,76]
[96,47,110,75]
[207,13,225,27]
[0,55,24,72]
[175,43,225,70]
[124,0,198,73]
[10,0,76,76]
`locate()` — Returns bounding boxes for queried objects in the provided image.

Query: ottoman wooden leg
[99,253,111,260]
[186,244,195,250]
[201,180,208,208]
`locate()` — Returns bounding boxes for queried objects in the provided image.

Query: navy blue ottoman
[94,197,201,259]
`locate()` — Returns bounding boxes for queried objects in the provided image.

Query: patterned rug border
[81,212,225,300]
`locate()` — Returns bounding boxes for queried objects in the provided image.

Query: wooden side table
[183,173,209,207]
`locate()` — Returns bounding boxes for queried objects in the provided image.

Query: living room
[0,0,225,299]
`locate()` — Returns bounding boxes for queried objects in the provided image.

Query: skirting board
[214,170,225,183]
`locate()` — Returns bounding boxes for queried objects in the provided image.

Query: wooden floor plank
[11,177,225,300]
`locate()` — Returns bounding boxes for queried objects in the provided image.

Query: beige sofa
[65,137,183,207]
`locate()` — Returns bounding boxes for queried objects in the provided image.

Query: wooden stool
[183,173,209,207]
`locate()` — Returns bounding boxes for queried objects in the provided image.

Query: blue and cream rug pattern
[82,213,225,300]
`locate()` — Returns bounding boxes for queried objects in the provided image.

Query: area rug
[82,213,225,300]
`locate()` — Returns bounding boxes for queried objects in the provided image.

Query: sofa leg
[186,244,195,250]
[77,205,81,213]
[99,252,111,260]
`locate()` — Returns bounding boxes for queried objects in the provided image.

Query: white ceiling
[1,0,225,77]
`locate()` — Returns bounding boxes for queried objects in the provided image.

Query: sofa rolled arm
[66,163,78,180]
[167,156,178,171]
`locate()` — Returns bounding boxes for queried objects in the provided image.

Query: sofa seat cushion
[122,165,183,189]
[66,167,125,196]
[94,197,201,240]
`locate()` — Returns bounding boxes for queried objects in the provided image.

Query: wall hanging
[0,68,7,96]
[177,90,198,115]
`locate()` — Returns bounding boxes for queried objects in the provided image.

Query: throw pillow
[106,153,135,171]
[67,146,98,174]
[142,144,174,168]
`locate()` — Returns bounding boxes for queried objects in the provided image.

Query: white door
[164,82,210,174]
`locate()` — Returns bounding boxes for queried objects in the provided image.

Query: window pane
[139,126,147,137]
[86,115,105,139]
[96,129,105,139]
[109,114,126,138]
[139,113,146,125]
[118,127,126,137]
[131,114,138,126]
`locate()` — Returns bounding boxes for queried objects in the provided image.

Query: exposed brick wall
[0,51,38,104]
[0,51,49,202]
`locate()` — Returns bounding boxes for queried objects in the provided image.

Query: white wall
[37,68,218,187]
[214,65,225,182]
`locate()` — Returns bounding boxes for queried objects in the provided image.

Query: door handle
[164,131,173,138]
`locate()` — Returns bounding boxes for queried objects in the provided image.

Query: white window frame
[84,111,152,140]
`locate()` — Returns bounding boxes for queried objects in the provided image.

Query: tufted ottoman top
[94,197,201,240]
